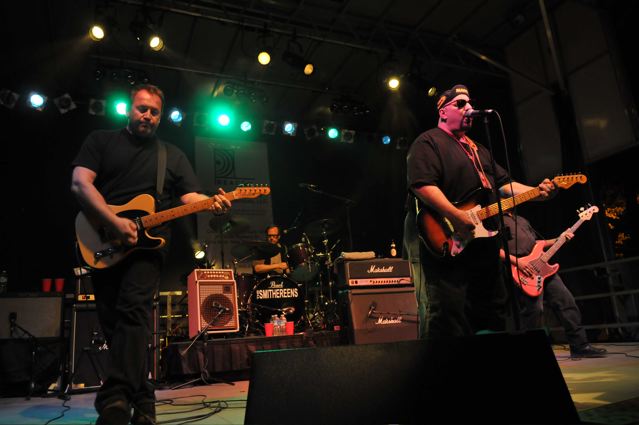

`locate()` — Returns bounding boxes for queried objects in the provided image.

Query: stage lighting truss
[0,89,20,109]
[54,93,77,114]
[329,97,371,116]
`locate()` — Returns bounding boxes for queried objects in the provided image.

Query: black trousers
[420,238,507,338]
[91,252,161,412]
[516,274,588,348]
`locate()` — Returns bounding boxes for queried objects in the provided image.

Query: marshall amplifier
[338,286,418,344]
[336,258,412,288]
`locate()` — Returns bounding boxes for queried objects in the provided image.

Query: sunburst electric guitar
[76,185,270,269]
[513,205,598,297]
[417,174,587,258]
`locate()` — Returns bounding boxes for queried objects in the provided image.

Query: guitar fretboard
[477,188,541,221]
[140,190,242,229]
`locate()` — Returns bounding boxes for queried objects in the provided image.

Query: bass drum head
[248,275,304,325]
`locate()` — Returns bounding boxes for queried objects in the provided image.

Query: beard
[131,120,156,138]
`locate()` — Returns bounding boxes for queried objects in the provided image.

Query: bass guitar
[417,174,587,258]
[76,185,270,269]
[513,205,598,297]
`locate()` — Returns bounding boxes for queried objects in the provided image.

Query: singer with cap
[404,83,558,339]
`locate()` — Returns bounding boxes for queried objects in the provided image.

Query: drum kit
[230,218,342,335]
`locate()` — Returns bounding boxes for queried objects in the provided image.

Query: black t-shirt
[502,214,537,257]
[407,127,511,205]
[72,128,203,241]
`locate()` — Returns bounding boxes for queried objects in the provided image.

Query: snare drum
[247,275,304,325]
[287,242,319,281]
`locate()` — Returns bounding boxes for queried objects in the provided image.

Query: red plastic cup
[41,278,52,292]
[54,278,65,293]
[264,323,274,337]
[285,321,294,335]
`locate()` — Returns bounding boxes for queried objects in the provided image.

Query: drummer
[253,225,290,275]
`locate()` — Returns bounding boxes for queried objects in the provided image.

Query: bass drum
[247,275,304,325]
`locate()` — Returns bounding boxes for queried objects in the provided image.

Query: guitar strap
[156,140,167,205]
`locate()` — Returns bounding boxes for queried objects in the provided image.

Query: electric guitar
[513,205,598,297]
[416,174,587,258]
[75,185,270,269]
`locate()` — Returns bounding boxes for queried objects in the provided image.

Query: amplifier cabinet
[339,286,418,345]
[187,269,240,338]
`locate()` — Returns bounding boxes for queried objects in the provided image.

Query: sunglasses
[444,99,473,109]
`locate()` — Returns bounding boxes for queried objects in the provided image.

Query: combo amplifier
[336,258,412,288]
[187,269,240,338]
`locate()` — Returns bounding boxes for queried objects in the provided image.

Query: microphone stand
[171,307,234,389]
[307,186,355,250]
[480,114,521,332]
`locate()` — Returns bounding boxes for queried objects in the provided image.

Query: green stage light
[217,113,230,127]
[241,121,252,132]
[115,101,128,116]
[327,127,339,139]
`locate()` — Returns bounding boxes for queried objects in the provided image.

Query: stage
[0,339,638,424]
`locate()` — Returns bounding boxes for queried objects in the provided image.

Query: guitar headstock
[577,205,599,220]
[553,173,587,189]
[233,184,271,199]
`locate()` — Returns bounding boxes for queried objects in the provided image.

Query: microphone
[298,183,318,190]
[212,302,229,312]
[282,226,297,235]
[464,109,494,117]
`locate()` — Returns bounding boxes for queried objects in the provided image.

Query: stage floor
[0,343,637,424]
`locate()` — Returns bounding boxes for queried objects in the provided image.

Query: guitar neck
[540,218,586,262]
[477,188,541,221]
[140,190,241,229]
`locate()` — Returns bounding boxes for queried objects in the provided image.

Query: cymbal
[304,218,340,239]
[231,241,280,260]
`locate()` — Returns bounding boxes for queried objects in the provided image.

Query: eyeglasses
[267,234,280,238]
[444,98,473,109]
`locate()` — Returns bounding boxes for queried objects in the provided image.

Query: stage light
[382,135,392,145]
[193,241,208,260]
[0,89,19,109]
[387,77,400,90]
[168,108,183,125]
[240,121,252,132]
[194,112,209,127]
[149,35,164,51]
[217,113,230,127]
[257,50,271,66]
[304,125,318,140]
[282,121,297,136]
[89,24,105,41]
[114,101,127,116]
[27,92,46,111]
[53,93,77,114]
[428,86,437,97]
[304,63,314,76]
[262,120,276,135]
[88,98,106,116]
[327,127,339,139]
[341,129,355,144]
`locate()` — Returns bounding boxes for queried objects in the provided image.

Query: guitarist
[500,212,607,358]
[406,83,558,339]
[70,84,232,425]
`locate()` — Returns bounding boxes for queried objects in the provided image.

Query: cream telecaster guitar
[417,174,587,258]
[76,185,270,269]
[513,205,598,297]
